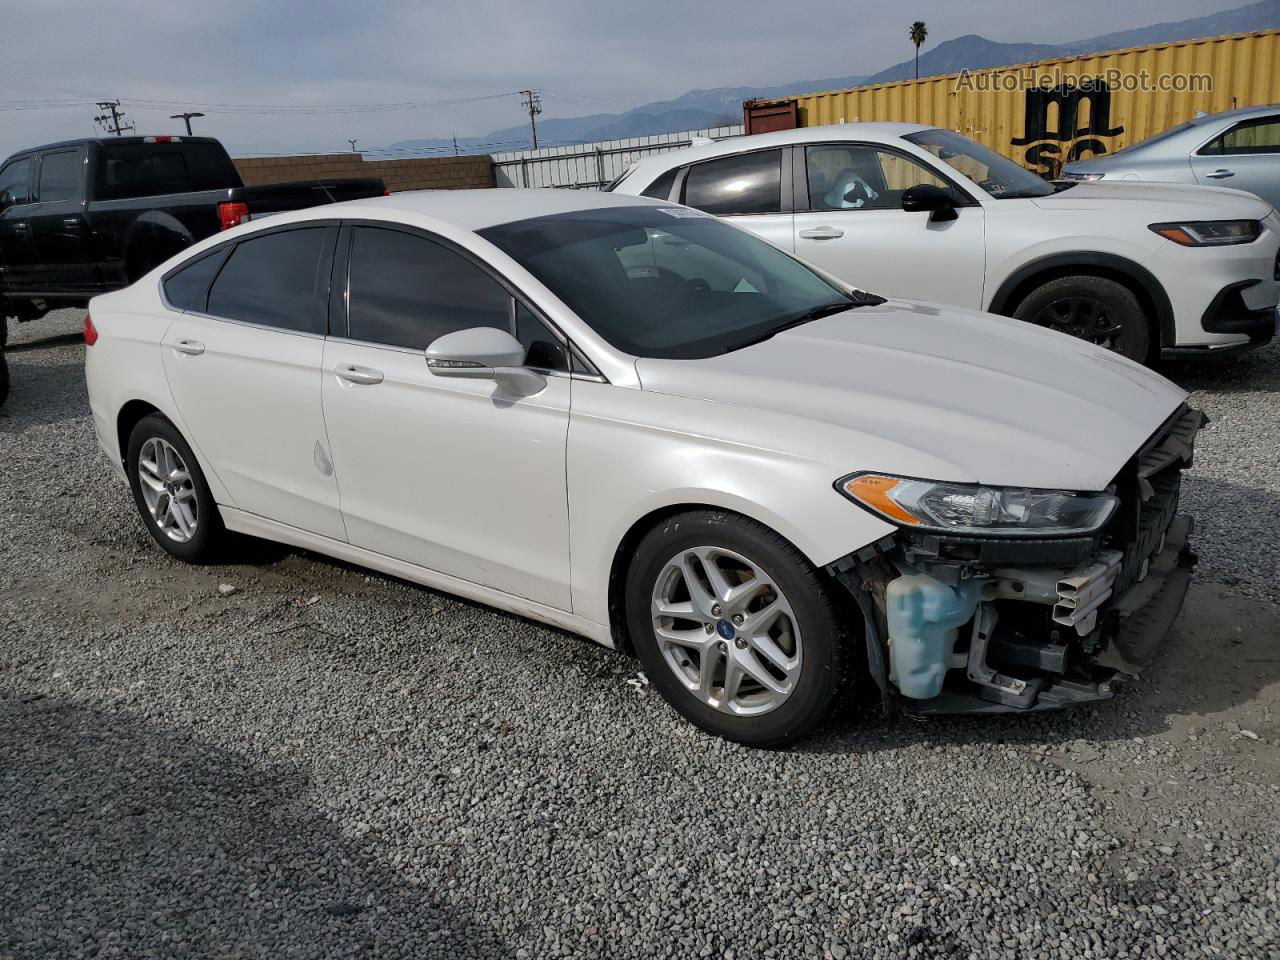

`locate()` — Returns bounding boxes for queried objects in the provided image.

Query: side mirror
[901,184,958,223]
[425,326,545,396]
[0,191,13,213]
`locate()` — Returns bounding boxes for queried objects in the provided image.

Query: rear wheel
[126,414,227,561]
[1013,275,1152,364]
[624,510,850,747]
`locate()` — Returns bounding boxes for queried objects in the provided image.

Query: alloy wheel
[1031,296,1125,349]
[137,437,199,543]
[650,545,803,716]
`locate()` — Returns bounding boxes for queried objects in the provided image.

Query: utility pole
[519,89,542,150]
[348,139,359,153]
[169,111,205,135]
[93,99,135,137]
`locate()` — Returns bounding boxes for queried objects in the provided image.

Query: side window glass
[38,150,83,202]
[163,247,229,312]
[0,158,33,206]
[683,150,782,215]
[640,168,679,200]
[207,228,327,333]
[1212,117,1280,155]
[515,302,569,372]
[347,226,510,350]
[805,144,949,211]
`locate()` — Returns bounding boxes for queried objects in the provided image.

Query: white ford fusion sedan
[85,190,1201,747]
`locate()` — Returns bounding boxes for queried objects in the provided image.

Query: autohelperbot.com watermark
[955,67,1212,93]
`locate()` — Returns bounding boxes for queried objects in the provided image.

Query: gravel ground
[2,310,1278,960]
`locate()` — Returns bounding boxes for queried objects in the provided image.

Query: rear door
[320,223,574,609]
[161,223,346,540]
[791,142,986,306]
[1191,114,1280,211]
[0,156,38,290]
[28,146,95,291]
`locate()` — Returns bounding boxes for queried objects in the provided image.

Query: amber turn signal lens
[842,474,920,525]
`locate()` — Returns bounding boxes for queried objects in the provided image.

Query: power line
[519,89,542,149]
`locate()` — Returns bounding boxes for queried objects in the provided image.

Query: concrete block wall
[232,153,494,192]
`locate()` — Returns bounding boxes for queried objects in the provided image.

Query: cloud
[0,0,1225,157]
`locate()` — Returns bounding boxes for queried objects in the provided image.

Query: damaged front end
[829,405,1203,715]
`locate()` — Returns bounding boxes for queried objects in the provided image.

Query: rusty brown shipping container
[744,29,1280,176]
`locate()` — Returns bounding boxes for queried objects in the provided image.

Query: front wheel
[624,510,850,747]
[126,413,227,562]
[1013,275,1152,364]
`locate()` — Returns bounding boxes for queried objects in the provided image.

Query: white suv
[611,123,1280,363]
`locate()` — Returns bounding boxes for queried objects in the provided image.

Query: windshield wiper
[724,298,870,352]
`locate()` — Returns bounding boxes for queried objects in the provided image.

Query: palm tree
[909,21,928,79]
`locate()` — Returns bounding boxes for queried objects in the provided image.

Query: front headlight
[837,473,1118,537]
[1149,220,1262,246]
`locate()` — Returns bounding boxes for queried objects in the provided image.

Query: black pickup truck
[0,135,384,403]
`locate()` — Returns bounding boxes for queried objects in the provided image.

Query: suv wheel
[624,510,849,747]
[126,413,226,561]
[1013,275,1152,363]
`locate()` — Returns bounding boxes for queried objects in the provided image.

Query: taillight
[84,313,98,346]
[218,201,251,231]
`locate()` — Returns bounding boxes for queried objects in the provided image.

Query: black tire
[0,347,8,407]
[1012,274,1152,364]
[624,510,850,748]
[126,413,227,562]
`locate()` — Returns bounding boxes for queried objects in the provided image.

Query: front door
[320,224,573,609]
[0,156,38,292]
[791,142,987,307]
[161,223,345,540]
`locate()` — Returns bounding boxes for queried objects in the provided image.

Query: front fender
[567,382,896,627]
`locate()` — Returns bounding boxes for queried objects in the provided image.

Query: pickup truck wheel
[126,414,227,562]
[624,510,850,748]
[1013,275,1151,364]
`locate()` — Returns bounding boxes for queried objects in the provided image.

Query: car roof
[232,187,676,233]
[3,136,222,161]
[1187,102,1280,125]
[618,122,936,187]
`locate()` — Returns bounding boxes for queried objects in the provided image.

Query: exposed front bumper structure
[830,406,1202,715]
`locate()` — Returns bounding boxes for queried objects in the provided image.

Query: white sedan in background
[611,123,1280,363]
[86,191,1199,746]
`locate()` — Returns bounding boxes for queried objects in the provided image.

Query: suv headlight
[1149,220,1262,246]
[838,473,1118,537]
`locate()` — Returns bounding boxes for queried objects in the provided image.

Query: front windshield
[480,206,869,359]
[904,128,1054,199]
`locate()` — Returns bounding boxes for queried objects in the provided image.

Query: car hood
[633,300,1186,491]
[1032,180,1273,218]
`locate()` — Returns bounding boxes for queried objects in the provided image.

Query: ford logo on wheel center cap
[716,619,736,640]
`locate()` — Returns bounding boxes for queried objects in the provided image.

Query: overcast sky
[0,0,1231,158]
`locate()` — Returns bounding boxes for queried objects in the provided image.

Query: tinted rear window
[163,247,230,311]
[38,149,84,202]
[207,228,327,333]
[95,142,241,200]
[683,150,782,215]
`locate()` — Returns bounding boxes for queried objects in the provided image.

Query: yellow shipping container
[745,29,1280,177]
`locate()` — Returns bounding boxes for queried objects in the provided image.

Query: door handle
[798,226,844,240]
[63,217,84,229]
[1205,169,1235,179]
[172,339,205,356]
[11,221,29,231]
[333,363,384,385]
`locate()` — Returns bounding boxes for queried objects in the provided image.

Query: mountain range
[385,0,1280,156]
